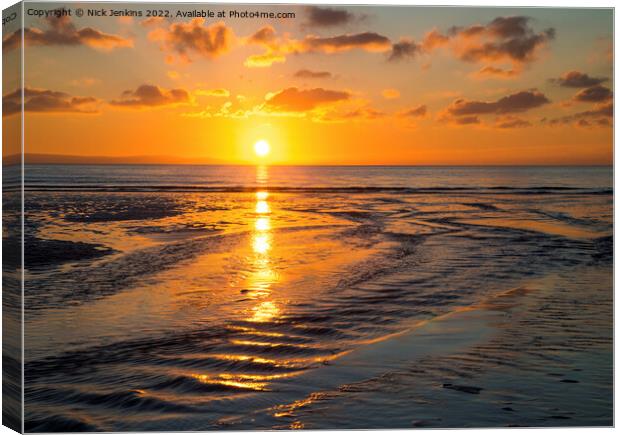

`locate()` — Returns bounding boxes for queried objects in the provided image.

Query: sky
[2,3,614,165]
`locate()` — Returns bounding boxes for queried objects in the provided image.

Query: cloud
[382,88,401,99]
[302,32,392,53]
[439,89,549,126]
[388,38,421,61]
[320,107,386,122]
[550,71,608,88]
[110,84,191,108]
[445,90,550,116]
[244,26,391,68]
[398,105,427,117]
[448,16,555,64]
[3,16,132,51]
[148,19,233,63]
[472,66,519,79]
[494,115,531,128]
[304,6,355,27]
[544,102,612,127]
[264,87,350,112]
[3,88,100,116]
[195,88,230,97]
[421,29,450,51]
[400,16,554,74]
[572,85,612,103]
[247,25,278,46]
[294,69,332,79]
[244,52,286,68]
[451,115,480,125]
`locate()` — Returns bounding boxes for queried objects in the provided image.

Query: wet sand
[263,267,612,429]
[22,165,612,431]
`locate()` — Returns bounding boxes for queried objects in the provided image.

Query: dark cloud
[388,38,421,61]
[3,88,100,116]
[410,16,554,75]
[3,16,131,51]
[474,66,519,79]
[340,107,385,119]
[110,84,191,108]
[452,115,480,125]
[550,71,608,88]
[446,90,550,116]
[421,29,450,51]
[302,32,391,53]
[544,102,612,127]
[399,105,427,117]
[248,26,277,46]
[148,18,233,63]
[304,6,355,27]
[294,69,332,79]
[318,107,385,122]
[573,85,612,103]
[451,16,555,64]
[243,28,391,67]
[265,87,350,112]
[495,115,531,128]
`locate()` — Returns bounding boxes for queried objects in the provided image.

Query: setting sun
[254,140,270,157]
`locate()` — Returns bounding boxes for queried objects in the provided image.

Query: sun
[254,140,271,157]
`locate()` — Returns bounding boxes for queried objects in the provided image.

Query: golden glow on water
[244,165,283,325]
[250,301,280,323]
[227,326,285,337]
[273,392,328,417]
[211,165,293,394]
[256,165,269,185]
[208,353,282,366]
[255,200,270,214]
[252,234,271,254]
[192,373,268,391]
[255,217,271,231]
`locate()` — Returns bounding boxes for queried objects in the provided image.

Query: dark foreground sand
[260,265,612,429]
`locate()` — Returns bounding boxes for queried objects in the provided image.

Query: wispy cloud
[244,26,391,67]
[440,89,549,126]
[3,16,132,51]
[390,16,554,78]
[110,84,191,108]
[148,19,234,63]
[304,6,356,27]
[264,87,351,112]
[398,105,427,117]
[572,85,612,103]
[3,88,100,116]
[294,69,333,79]
[550,71,608,88]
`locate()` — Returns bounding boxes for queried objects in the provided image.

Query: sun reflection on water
[252,234,271,254]
[250,300,280,323]
[255,217,270,231]
[243,165,282,322]
[255,200,270,214]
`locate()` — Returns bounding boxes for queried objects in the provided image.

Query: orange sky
[3,4,613,165]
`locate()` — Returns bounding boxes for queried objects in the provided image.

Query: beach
[22,165,612,431]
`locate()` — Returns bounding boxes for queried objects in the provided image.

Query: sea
[15,165,613,431]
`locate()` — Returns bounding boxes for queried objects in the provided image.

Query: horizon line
[2,153,613,167]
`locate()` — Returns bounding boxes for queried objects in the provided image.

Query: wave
[23,184,613,195]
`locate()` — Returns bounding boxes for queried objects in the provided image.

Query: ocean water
[21,165,612,431]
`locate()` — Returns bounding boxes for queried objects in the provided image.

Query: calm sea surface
[20,165,612,431]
